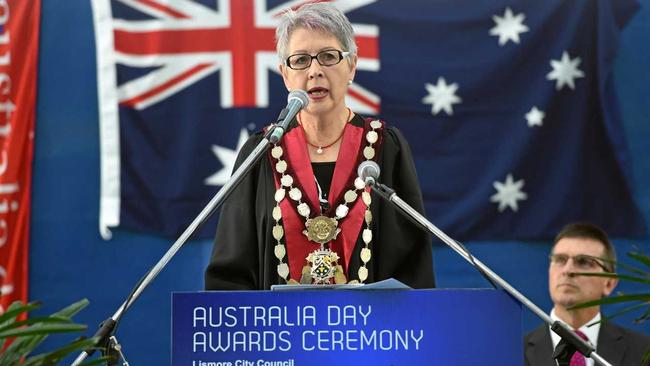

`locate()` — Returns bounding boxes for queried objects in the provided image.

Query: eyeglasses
[549,254,611,272]
[285,50,350,70]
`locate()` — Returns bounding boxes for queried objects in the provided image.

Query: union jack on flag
[108,0,380,110]
[92,0,646,241]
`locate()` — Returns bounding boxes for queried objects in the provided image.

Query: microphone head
[358,160,380,186]
[288,89,309,108]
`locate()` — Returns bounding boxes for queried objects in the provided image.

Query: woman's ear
[347,54,358,83]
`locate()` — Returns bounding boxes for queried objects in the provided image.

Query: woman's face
[280,28,357,117]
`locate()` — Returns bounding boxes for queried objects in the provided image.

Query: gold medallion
[303,215,340,244]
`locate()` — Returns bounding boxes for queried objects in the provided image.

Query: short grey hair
[275,3,357,63]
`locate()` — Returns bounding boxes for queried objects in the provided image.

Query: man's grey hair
[275,3,357,63]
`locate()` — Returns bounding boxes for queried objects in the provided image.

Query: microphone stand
[71,124,287,365]
[369,181,613,366]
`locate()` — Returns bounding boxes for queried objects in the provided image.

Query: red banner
[0,0,39,313]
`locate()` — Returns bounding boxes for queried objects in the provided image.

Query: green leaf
[0,323,87,338]
[0,316,74,335]
[0,301,42,356]
[1,299,91,362]
[572,272,650,285]
[0,346,21,366]
[613,260,650,276]
[0,301,42,325]
[570,294,650,309]
[20,337,100,366]
[643,349,650,366]
[595,255,647,274]
[0,300,95,366]
[599,302,649,322]
[634,307,650,324]
[50,298,90,319]
[628,252,650,269]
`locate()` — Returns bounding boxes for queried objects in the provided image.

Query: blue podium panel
[172,289,522,365]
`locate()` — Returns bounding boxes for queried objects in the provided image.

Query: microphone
[269,89,309,143]
[357,160,380,186]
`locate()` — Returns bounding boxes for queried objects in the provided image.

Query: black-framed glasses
[285,50,350,70]
[549,254,611,272]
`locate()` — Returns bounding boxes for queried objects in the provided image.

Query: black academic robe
[524,321,650,366]
[205,115,435,290]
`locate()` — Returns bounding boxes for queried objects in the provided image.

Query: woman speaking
[205,3,434,290]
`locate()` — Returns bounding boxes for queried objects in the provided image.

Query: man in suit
[525,222,650,365]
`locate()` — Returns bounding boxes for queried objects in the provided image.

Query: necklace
[270,118,383,285]
[299,108,352,154]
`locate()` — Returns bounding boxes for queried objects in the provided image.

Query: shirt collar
[549,309,601,353]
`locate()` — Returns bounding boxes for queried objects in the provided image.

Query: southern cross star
[489,7,529,46]
[547,51,585,90]
[490,174,528,212]
[422,77,462,116]
[525,106,545,127]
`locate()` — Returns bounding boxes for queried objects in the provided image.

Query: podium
[172,289,522,365]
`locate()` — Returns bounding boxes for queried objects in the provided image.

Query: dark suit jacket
[525,321,650,365]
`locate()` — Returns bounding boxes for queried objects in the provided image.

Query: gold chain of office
[270,119,383,284]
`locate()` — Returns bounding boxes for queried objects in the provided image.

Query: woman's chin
[306,102,335,116]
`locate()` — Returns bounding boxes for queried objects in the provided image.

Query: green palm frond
[575,272,650,285]
[628,252,650,268]
[598,302,650,323]
[572,294,650,309]
[595,252,650,277]
[633,306,650,324]
[569,252,650,324]
[0,299,107,366]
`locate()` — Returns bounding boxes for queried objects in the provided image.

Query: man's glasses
[549,254,611,272]
[285,50,350,70]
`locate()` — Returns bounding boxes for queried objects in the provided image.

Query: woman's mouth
[308,87,329,99]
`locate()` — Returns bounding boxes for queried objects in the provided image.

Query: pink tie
[569,330,589,366]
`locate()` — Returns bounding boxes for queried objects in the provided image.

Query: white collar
[549,309,601,365]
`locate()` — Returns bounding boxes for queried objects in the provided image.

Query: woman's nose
[307,62,324,79]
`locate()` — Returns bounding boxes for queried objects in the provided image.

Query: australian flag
[92,0,646,241]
